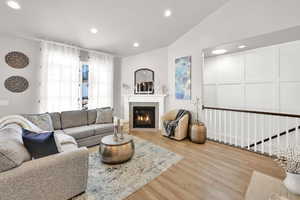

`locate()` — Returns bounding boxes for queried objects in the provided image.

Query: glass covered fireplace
[133,106,155,128]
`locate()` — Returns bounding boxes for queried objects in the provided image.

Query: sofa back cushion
[87,109,97,125]
[95,107,113,124]
[22,113,54,132]
[49,112,62,130]
[61,110,88,129]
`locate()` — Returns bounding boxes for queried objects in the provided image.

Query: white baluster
[219,111,222,142]
[206,110,209,138]
[209,110,213,139]
[204,109,207,126]
[241,112,244,148]
[247,113,250,150]
[214,110,217,141]
[296,118,299,146]
[235,112,238,146]
[254,114,257,152]
[269,116,272,156]
[229,112,232,145]
[261,115,265,154]
[224,111,227,144]
[277,116,280,156]
[286,117,289,148]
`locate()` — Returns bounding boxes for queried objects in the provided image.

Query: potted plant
[275,145,300,195]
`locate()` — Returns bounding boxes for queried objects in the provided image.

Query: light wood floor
[90,130,285,200]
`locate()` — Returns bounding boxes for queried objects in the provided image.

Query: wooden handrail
[202,105,300,118]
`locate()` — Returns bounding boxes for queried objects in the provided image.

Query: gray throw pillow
[95,108,113,124]
[22,113,54,132]
[0,138,31,172]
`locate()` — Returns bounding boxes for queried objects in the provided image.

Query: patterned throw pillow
[22,113,54,132]
[95,107,113,124]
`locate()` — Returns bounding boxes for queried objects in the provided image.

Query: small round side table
[99,134,135,164]
[190,122,207,144]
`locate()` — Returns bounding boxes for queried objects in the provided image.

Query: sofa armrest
[0,147,89,200]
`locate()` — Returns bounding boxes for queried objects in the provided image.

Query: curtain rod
[17,34,115,57]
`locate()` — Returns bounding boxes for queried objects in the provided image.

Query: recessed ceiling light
[238,45,247,49]
[133,42,140,47]
[212,49,227,55]
[164,9,172,17]
[6,0,21,10]
[90,28,98,34]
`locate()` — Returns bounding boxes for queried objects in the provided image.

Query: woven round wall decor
[4,76,29,93]
[5,51,29,69]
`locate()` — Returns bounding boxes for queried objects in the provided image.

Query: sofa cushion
[49,112,62,130]
[22,129,59,159]
[95,107,113,124]
[87,109,97,125]
[0,139,31,172]
[22,113,54,131]
[61,110,88,129]
[90,124,114,136]
[63,126,94,140]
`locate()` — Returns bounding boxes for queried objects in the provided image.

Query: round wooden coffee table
[99,134,135,164]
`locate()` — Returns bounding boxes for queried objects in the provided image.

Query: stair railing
[202,105,300,156]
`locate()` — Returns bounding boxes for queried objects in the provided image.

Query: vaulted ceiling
[0,0,228,56]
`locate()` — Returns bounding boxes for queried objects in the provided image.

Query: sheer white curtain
[88,53,114,109]
[40,42,81,112]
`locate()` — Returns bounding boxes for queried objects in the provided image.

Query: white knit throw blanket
[0,115,77,151]
[0,115,43,132]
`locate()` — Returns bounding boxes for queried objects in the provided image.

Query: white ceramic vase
[283,172,300,195]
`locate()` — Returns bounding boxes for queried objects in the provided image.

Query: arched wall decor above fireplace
[134,68,154,94]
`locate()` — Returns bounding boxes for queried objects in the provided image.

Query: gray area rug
[73,136,183,200]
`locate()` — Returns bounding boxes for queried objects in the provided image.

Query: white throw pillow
[95,108,113,124]
[0,138,31,172]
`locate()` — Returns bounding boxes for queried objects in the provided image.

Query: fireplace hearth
[133,106,155,128]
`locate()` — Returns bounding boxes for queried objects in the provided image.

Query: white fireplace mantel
[124,94,167,129]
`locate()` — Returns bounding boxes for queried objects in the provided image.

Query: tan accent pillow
[0,139,31,172]
[95,108,113,124]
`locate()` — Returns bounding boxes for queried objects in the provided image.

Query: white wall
[0,34,40,117]
[120,47,168,117]
[204,40,300,114]
[167,0,300,119]
[0,35,120,117]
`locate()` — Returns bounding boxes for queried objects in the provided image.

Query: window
[81,63,89,109]
[40,42,81,113]
[40,42,113,112]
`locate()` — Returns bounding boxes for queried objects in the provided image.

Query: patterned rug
[73,136,183,200]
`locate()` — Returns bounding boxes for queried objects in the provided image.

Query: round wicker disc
[5,51,29,69]
[4,76,29,93]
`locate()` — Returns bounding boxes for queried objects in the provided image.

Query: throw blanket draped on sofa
[163,109,191,137]
[0,115,77,151]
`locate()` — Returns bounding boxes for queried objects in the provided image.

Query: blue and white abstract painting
[175,56,191,100]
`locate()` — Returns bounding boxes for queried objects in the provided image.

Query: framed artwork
[175,56,191,100]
